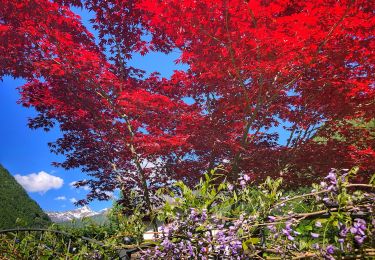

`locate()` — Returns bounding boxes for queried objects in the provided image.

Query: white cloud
[105,191,115,199]
[82,186,90,191]
[69,181,78,187]
[15,171,63,193]
[94,189,115,199]
[55,196,67,201]
[141,159,155,169]
[70,197,78,203]
[69,180,90,191]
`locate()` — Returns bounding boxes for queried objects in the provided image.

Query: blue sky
[0,7,185,212]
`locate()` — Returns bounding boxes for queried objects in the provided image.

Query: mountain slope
[0,164,51,229]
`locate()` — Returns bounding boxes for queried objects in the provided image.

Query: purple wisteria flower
[282,220,295,241]
[243,174,251,182]
[315,221,322,228]
[339,223,349,238]
[354,235,366,244]
[350,218,367,245]
[201,209,207,222]
[325,170,337,183]
[190,208,200,222]
[268,215,277,222]
[324,169,338,192]
[326,245,335,255]
[267,225,276,233]
[238,174,251,188]
[141,207,247,259]
[311,232,320,238]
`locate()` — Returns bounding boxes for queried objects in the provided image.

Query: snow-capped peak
[46,206,101,222]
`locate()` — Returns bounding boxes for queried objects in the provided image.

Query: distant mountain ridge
[0,164,51,229]
[47,206,109,223]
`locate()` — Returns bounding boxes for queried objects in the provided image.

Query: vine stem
[273,183,374,208]
[242,204,371,231]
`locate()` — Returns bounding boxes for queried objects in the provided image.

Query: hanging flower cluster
[141,209,246,259]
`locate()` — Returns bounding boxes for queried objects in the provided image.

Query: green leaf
[244,237,260,246]
[348,166,359,178]
[305,225,313,231]
[370,173,375,185]
[233,191,238,202]
[316,219,328,224]
[242,241,248,250]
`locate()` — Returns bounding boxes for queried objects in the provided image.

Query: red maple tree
[1,0,374,211]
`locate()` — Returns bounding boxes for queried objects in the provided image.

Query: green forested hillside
[0,164,50,229]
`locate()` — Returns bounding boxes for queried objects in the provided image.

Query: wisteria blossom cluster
[140,169,374,259]
[141,208,246,259]
[319,168,345,207]
[351,218,367,245]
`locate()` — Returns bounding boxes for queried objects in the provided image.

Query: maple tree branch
[96,88,158,233]
[223,6,266,176]
[95,91,153,203]
[100,37,158,224]
[199,27,224,44]
[285,124,297,148]
[269,4,351,173]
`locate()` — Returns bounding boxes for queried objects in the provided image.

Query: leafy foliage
[0,0,374,209]
[0,204,149,259]
[141,168,375,259]
[0,165,51,229]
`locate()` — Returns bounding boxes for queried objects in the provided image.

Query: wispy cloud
[54,196,67,201]
[69,180,90,191]
[69,197,78,203]
[105,191,115,199]
[15,171,63,193]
